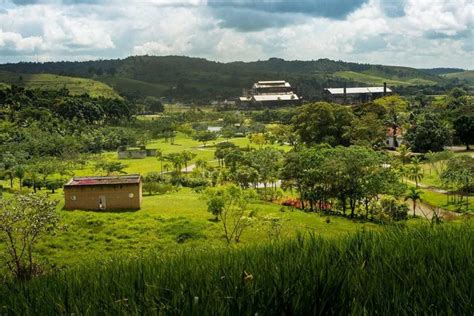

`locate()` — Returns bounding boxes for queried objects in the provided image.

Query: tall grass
[1,224,472,315]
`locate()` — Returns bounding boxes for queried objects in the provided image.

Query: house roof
[65,174,141,187]
[325,87,392,95]
[253,80,291,89]
[252,93,299,102]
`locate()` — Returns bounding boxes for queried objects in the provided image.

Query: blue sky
[0,0,472,68]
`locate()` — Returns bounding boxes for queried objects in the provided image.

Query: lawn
[18,187,380,268]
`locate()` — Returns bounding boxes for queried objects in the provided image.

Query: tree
[405,113,451,153]
[181,150,197,172]
[408,157,424,188]
[156,149,164,174]
[203,185,257,244]
[453,115,474,150]
[143,96,164,113]
[293,102,355,147]
[397,144,412,165]
[164,152,185,173]
[440,155,474,211]
[349,113,386,148]
[94,161,127,176]
[14,165,26,189]
[193,131,217,147]
[405,187,423,217]
[249,133,266,148]
[0,194,60,280]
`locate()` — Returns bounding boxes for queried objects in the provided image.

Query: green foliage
[292,102,353,146]
[405,113,452,153]
[193,130,218,146]
[94,161,127,175]
[204,185,257,243]
[376,196,409,222]
[453,115,474,149]
[0,56,445,102]
[0,225,472,314]
[0,193,60,280]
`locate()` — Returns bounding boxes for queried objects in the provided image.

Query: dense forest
[1,56,471,102]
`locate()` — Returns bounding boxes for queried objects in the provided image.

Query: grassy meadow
[1,130,472,272]
[1,224,472,315]
[0,70,120,99]
[333,71,438,86]
[1,133,373,269]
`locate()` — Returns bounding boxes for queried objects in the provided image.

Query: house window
[129,193,134,198]
[71,195,77,201]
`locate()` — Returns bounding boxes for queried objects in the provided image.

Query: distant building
[207,126,223,133]
[324,82,392,104]
[64,175,142,211]
[238,80,301,107]
[117,146,156,159]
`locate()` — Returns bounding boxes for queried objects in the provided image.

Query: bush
[143,182,174,195]
[375,196,409,222]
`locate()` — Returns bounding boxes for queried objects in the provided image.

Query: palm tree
[397,144,411,165]
[409,157,424,188]
[405,187,423,217]
[156,149,164,174]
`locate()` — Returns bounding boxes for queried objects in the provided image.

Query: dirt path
[406,180,448,194]
[405,200,460,220]
[181,160,218,173]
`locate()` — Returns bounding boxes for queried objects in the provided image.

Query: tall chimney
[383,82,387,96]
[343,83,347,104]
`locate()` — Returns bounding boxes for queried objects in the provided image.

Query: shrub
[375,196,409,222]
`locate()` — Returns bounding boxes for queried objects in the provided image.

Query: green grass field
[334,71,437,86]
[0,71,121,99]
[0,133,470,270]
[2,224,472,314]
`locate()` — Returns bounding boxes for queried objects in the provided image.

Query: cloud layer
[0,0,472,68]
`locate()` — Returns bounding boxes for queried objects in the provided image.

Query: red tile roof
[65,175,141,187]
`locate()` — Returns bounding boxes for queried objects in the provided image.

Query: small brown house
[64,175,142,211]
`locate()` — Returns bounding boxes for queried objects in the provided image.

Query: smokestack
[343,83,347,104]
[383,82,387,96]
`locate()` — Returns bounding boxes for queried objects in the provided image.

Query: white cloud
[0,29,43,52]
[0,0,472,68]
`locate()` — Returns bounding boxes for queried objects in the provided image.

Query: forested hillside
[0,56,456,102]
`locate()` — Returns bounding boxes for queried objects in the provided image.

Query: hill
[419,68,465,76]
[443,70,474,83]
[0,56,446,101]
[0,70,121,99]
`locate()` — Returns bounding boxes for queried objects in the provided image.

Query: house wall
[64,183,142,210]
[118,150,147,159]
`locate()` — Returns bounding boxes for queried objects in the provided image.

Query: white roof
[253,80,291,89]
[253,93,299,102]
[258,80,286,84]
[239,96,251,101]
[325,87,392,95]
[207,126,222,132]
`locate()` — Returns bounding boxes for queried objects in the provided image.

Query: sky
[0,0,473,68]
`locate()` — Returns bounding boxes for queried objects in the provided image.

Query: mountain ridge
[0,55,459,102]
